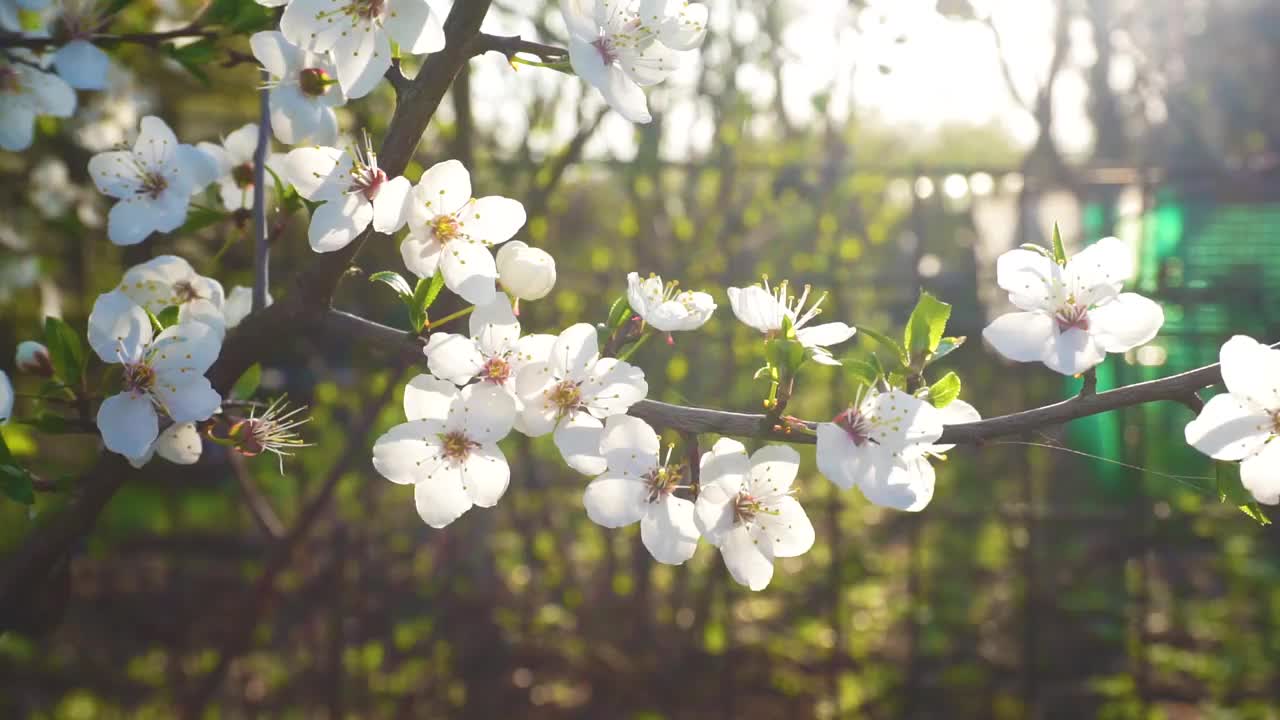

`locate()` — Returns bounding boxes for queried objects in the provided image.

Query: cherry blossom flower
[50,0,111,90]
[582,415,700,564]
[496,241,556,302]
[816,388,945,511]
[424,294,555,405]
[694,439,815,590]
[15,340,52,376]
[626,271,716,332]
[638,0,708,50]
[514,323,648,475]
[1185,336,1280,505]
[280,0,444,99]
[0,369,12,424]
[281,137,412,253]
[250,30,346,144]
[126,422,204,469]
[400,159,527,305]
[983,237,1165,376]
[561,0,680,123]
[728,278,856,365]
[372,374,516,528]
[87,290,222,459]
[0,52,75,152]
[87,116,219,246]
[198,123,279,212]
[222,286,273,329]
[118,255,227,335]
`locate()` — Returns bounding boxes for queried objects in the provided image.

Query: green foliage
[903,291,952,368]
[179,206,227,235]
[606,295,633,329]
[928,372,962,408]
[205,0,277,33]
[857,326,908,369]
[43,317,85,389]
[1215,461,1272,525]
[155,306,181,329]
[0,434,34,505]
[1051,222,1068,265]
[231,363,262,401]
[370,271,446,332]
[166,39,218,85]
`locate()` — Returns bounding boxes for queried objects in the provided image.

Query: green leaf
[929,336,966,366]
[843,359,880,390]
[903,292,952,364]
[1051,222,1068,265]
[369,270,414,299]
[858,327,908,368]
[43,316,85,389]
[1019,243,1053,258]
[231,363,262,401]
[417,271,447,320]
[765,338,806,375]
[1216,461,1273,525]
[167,39,218,85]
[144,308,166,333]
[155,305,181,329]
[1,464,35,505]
[928,372,962,408]
[179,205,227,234]
[606,294,634,329]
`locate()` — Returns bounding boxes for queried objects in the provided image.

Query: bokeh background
[3,0,1280,717]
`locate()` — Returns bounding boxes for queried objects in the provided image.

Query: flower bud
[15,341,53,377]
[497,241,556,301]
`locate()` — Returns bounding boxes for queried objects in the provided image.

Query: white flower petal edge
[626,271,716,332]
[727,277,856,363]
[0,370,12,424]
[1185,335,1280,505]
[694,439,814,590]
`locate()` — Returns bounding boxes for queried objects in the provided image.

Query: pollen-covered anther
[123,362,157,393]
[833,407,874,446]
[1054,303,1090,332]
[431,214,461,242]
[439,430,479,462]
[481,356,511,385]
[548,380,583,414]
[138,172,169,200]
[643,464,684,503]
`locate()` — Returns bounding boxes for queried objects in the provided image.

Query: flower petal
[282,145,348,201]
[1184,392,1273,462]
[1219,335,1280,411]
[513,362,558,436]
[461,196,526,246]
[88,289,152,364]
[460,442,509,507]
[996,248,1060,312]
[413,464,472,528]
[372,175,411,233]
[551,323,600,382]
[748,444,801,498]
[424,333,485,385]
[439,239,498,305]
[1068,236,1133,306]
[640,496,700,565]
[796,321,856,349]
[554,411,607,475]
[373,420,445,484]
[983,311,1056,363]
[1089,293,1164,353]
[719,524,774,591]
[582,358,648,417]
[470,293,521,356]
[1240,440,1280,505]
[413,159,471,217]
[857,456,936,512]
[1042,326,1105,376]
[149,321,222,376]
[250,30,301,78]
[308,194,374,253]
[402,373,456,424]
[53,39,109,90]
[583,474,648,528]
[98,392,159,458]
[599,414,660,477]
[152,376,221,423]
[457,382,515,443]
[155,422,202,465]
[400,234,442,279]
[385,0,445,54]
[753,496,814,558]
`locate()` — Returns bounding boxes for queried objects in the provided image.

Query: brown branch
[323,310,1241,447]
[228,453,285,539]
[469,32,568,62]
[0,24,216,50]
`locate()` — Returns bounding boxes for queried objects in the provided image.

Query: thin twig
[0,24,215,50]
[470,32,568,62]
[228,453,285,539]
[252,70,271,313]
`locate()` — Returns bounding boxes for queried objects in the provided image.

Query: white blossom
[250,30,346,144]
[1185,336,1280,505]
[87,116,219,246]
[695,439,815,590]
[816,389,944,511]
[514,323,648,475]
[280,0,444,99]
[197,123,279,212]
[0,369,12,424]
[372,374,516,528]
[15,340,52,376]
[0,52,75,152]
[561,0,682,123]
[638,0,708,50]
[400,159,527,306]
[728,278,856,365]
[222,286,273,329]
[424,293,555,406]
[496,240,556,302]
[983,237,1165,376]
[281,138,412,253]
[118,255,227,336]
[582,415,700,564]
[49,0,112,90]
[626,271,716,332]
[87,290,222,459]
[126,421,204,468]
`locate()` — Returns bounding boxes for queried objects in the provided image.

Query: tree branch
[0,24,216,50]
[252,71,271,313]
[469,32,568,62]
[322,310,1240,447]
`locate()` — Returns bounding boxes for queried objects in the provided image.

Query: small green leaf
[43,316,85,389]
[1,464,35,505]
[904,292,952,364]
[369,271,414,299]
[928,372,962,408]
[765,338,806,375]
[607,294,633,329]
[1051,222,1068,265]
[231,363,262,401]
[418,271,447,317]
[179,206,227,234]
[1216,461,1273,525]
[167,39,218,85]
[928,336,966,366]
[858,327,908,368]
[155,305,181,329]
[843,359,880,390]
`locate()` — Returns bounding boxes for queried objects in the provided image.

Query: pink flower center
[123,362,156,393]
[643,464,683,503]
[833,407,874,446]
[353,166,387,201]
[138,171,169,200]
[439,431,479,462]
[481,356,511,385]
[232,162,255,189]
[347,0,385,20]
[298,67,332,97]
[1054,303,1090,332]
[592,36,618,65]
[733,492,762,524]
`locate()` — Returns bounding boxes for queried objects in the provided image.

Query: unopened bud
[15,341,53,377]
[497,241,556,301]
